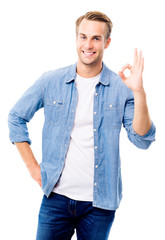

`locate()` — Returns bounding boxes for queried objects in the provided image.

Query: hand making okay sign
[118,48,144,93]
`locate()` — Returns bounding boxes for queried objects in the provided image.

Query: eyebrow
[79,33,102,39]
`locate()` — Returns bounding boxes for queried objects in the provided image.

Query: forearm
[15,142,38,169]
[15,142,41,186]
[133,90,152,136]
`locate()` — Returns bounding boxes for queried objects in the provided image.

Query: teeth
[83,51,95,55]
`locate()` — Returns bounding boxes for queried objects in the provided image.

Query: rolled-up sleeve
[123,90,156,149]
[8,73,46,144]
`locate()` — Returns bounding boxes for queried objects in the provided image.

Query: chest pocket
[45,98,64,125]
[103,103,122,129]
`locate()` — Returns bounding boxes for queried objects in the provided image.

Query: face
[76,19,111,67]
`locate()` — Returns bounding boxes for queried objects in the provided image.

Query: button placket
[93,86,99,195]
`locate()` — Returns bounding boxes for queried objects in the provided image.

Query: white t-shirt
[53,73,100,201]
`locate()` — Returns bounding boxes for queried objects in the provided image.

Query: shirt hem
[52,188,93,202]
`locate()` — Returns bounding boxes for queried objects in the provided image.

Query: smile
[82,51,96,56]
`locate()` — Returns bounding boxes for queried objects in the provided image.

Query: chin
[80,57,97,65]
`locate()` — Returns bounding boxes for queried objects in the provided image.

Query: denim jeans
[36,192,116,240]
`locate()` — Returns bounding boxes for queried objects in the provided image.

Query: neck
[76,60,103,78]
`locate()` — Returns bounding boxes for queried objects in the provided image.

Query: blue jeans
[36,192,115,240]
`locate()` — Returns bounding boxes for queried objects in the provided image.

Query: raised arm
[119,48,151,136]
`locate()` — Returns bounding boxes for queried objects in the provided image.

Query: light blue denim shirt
[8,62,156,210]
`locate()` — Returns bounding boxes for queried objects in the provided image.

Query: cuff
[130,121,156,141]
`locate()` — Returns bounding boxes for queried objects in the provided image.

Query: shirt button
[93,129,96,132]
[95,92,98,96]
[53,101,56,104]
[94,146,98,149]
[94,112,97,115]
[110,104,112,108]
[95,165,98,168]
[94,182,97,186]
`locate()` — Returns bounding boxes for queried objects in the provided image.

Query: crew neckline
[76,72,101,81]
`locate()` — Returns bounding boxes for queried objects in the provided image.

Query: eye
[94,37,100,41]
[80,36,86,40]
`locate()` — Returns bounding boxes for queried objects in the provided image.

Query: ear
[104,38,111,49]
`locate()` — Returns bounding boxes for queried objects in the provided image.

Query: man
[8,11,156,240]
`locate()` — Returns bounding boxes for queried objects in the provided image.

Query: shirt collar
[65,62,111,86]
[99,62,111,86]
[65,63,77,84]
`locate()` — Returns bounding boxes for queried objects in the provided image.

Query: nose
[85,39,93,49]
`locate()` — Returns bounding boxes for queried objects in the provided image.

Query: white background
[0,0,165,239]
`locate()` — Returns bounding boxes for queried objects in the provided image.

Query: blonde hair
[76,11,113,39]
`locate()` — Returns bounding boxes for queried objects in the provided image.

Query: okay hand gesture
[119,48,144,93]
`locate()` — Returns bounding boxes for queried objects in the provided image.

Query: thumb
[118,71,126,81]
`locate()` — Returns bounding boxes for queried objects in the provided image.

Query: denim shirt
[8,62,156,210]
